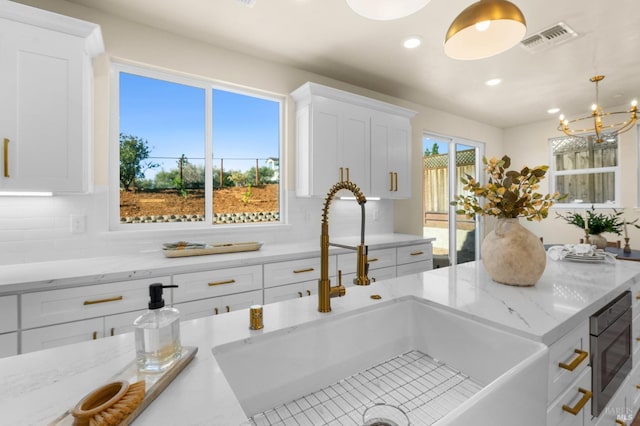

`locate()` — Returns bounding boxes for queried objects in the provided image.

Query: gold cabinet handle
[636,336,640,342]
[636,384,640,390]
[394,172,398,192]
[616,420,626,426]
[3,138,8,178]
[369,258,379,262]
[636,293,640,300]
[214,307,219,315]
[410,251,424,256]
[226,305,230,313]
[92,331,98,340]
[561,387,592,415]
[345,167,350,182]
[340,167,344,182]
[110,327,115,337]
[389,172,393,191]
[298,291,303,298]
[306,290,311,296]
[293,268,314,274]
[558,349,588,371]
[83,296,123,305]
[208,279,235,286]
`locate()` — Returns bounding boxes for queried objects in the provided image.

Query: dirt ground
[120,184,279,217]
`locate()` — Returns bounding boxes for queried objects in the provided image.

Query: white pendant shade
[444,0,526,60]
[345,0,431,21]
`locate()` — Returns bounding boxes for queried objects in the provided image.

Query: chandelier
[444,0,527,60]
[558,75,637,144]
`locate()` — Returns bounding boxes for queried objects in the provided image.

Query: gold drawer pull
[636,384,640,390]
[110,328,115,337]
[410,251,424,256]
[3,138,9,178]
[306,290,311,296]
[226,306,230,313]
[369,258,379,262]
[636,337,640,342]
[394,172,398,192]
[83,296,123,305]
[636,292,640,300]
[293,268,314,274]
[340,167,344,182]
[561,387,592,415]
[92,331,98,340]
[208,279,235,286]
[558,349,588,371]
[389,172,394,191]
[616,420,626,426]
[298,291,303,298]
[214,307,219,315]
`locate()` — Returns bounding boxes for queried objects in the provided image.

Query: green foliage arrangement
[556,207,638,235]
[452,155,566,221]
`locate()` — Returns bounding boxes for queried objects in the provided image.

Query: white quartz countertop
[0,233,432,294]
[2,256,640,425]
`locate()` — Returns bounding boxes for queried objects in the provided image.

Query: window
[549,134,620,207]
[112,64,282,228]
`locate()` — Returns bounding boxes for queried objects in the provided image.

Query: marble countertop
[0,233,433,295]
[2,256,640,425]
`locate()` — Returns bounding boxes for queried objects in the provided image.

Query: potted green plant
[556,207,638,248]
[451,155,566,286]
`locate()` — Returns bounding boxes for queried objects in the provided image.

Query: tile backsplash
[0,188,393,265]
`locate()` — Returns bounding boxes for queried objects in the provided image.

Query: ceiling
[60,0,640,128]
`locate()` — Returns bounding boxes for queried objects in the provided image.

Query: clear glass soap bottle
[134,283,182,373]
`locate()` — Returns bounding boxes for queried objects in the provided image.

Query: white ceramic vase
[589,234,607,249]
[481,218,547,286]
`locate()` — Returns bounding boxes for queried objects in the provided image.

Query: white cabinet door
[338,101,370,193]
[176,290,262,322]
[104,309,146,337]
[396,243,433,276]
[370,111,412,199]
[0,7,102,193]
[0,295,17,333]
[21,317,104,353]
[0,332,17,358]
[264,280,317,305]
[547,367,592,426]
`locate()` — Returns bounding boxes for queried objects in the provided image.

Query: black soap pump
[133,283,182,373]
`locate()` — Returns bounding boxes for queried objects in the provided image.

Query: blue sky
[119,72,280,176]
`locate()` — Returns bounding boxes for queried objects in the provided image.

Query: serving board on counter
[50,346,198,426]
[163,242,262,258]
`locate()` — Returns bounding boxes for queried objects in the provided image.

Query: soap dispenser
[134,283,181,373]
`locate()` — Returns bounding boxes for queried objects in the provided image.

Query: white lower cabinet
[175,290,263,322]
[547,368,593,426]
[0,295,18,334]
[0,332,17,357]
[396,243,433,276]
[21,317,104,353]
[264,280,317,305]
[104,309,147,337]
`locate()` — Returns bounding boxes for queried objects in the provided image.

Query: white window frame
[109,61,285,231]
[549,134,621,209]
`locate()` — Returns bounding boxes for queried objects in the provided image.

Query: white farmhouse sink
[212,297,548,425]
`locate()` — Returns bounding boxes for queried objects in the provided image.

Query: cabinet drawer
[337,248,396,274]
[397,260,432,277]
[548,321,590,405]
[0,332,18,358]
[21,317,104,353]
[21,277,170,329]
[0,295,18,333]
[176,290,263,322]
[264,280,317,305]
[547,367,592,426]
[173,265,262,303]
[397,243,432,265]
[264,256,336,288]
[104,309,146,337]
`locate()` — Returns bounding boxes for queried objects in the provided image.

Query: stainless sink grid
[249,350,483,426]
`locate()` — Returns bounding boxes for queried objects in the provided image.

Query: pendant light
[345,0,431,21]
[444,0,526,60]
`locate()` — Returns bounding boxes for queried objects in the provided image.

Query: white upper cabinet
[0,2,103,193]
[291,82,415,199]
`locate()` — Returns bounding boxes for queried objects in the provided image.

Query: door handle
[394,172,398,191]
[389,172,393,191]
[3,138,8,178]
[561,387,592,415]
[558,349,588,371]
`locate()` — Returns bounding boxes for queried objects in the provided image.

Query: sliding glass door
[422,133,483,265]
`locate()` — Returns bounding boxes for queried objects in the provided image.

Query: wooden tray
[50,346,198,425]
[163,242,262,258]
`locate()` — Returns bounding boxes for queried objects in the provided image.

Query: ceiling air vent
[235,0,256,7]
[520,22,578,53]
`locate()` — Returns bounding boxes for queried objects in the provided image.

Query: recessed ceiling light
[485,78,502,86]
[547,107,560,114]
[403,36,422,49]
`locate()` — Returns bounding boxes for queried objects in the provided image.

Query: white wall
[504,116,639,244]
[0,0,503,265]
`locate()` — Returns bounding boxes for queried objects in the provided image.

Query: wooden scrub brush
[71,380,145,426]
